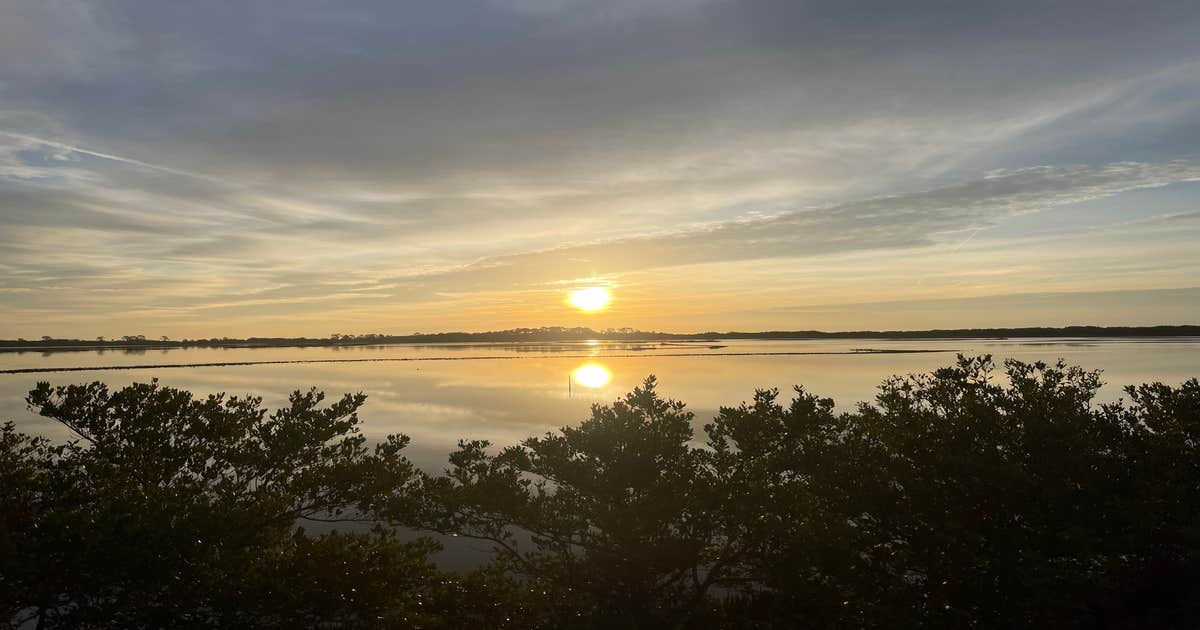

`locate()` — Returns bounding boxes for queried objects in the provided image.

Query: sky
[2,0,1199,338]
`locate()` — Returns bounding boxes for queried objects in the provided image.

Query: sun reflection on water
[572,363,612,388]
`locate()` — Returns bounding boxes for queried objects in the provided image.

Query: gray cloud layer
[2,1,1200,334]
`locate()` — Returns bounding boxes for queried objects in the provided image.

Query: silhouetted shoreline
[3,324,1198,353]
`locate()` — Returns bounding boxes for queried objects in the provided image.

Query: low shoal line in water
[0,349,956,375]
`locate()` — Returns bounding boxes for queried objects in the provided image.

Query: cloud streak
[424,160,1200,287]
[0,131,218,182]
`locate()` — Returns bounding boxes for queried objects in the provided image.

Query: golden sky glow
[1,2,1199,339]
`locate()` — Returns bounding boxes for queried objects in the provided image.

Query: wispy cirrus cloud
[417,159,1200,288]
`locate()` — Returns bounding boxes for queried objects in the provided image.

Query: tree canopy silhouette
[3,356,1200,628]
[1,381,437,628]
[404,377,729,628]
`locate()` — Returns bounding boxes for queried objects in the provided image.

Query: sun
[567,287,611,312]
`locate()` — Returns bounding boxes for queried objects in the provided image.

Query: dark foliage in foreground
[3,356,1199,628]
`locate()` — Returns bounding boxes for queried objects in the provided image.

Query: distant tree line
[3,356,1200,628]
[4,324,1199,352]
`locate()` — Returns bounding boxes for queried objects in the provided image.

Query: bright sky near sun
[1,1,1199,338]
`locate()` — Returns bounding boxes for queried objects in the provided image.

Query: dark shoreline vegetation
[4,355,1200,628]
[3,324,1199,353]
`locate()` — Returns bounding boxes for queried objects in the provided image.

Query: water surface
[4,338,1196,472]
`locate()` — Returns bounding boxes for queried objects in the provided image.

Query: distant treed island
[3,325,1199,352]
[4,355,1200,628]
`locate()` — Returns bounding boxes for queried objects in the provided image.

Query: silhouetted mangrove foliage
[3,355,1199,628]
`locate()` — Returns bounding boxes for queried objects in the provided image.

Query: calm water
[3,338,1197,472]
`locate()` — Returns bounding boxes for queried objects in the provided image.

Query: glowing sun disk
[568,287,611,312]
